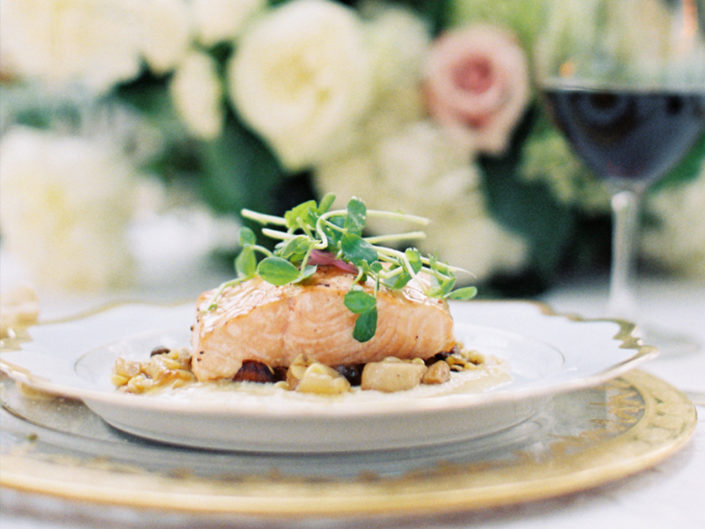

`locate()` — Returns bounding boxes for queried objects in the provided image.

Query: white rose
[642,166,705,278]
[192,0,265,46]
[228,0,372,170]
[0,0,143,92]
[0,128,137,291]
[135,0,192,74]
[315,120,528,279]
[170,51,224,140]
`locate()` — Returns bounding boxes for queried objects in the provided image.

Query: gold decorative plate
[0,369,696,516]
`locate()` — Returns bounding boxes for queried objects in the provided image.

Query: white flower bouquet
[1,0,703,293]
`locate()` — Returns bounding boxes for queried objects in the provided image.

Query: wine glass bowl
[535,0,705,353]
[541,89,705,189]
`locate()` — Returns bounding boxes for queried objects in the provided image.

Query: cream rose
[192,0,265,46]
[0,0,143,92]
[0,0,195,90]
[170,50,224,140]
[424,24,530,154]
[228,0,372,170]
[135,0,192,75]
[0,128,137,291]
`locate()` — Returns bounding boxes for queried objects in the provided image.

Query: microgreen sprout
[209,194,477,342]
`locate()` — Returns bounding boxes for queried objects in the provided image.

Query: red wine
[542,87,705,184]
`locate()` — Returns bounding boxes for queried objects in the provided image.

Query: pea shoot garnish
[209,194,477,342]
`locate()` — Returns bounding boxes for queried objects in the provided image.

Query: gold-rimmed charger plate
[0,369,696,516]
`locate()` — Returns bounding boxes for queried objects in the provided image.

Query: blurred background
[1,0,703,301]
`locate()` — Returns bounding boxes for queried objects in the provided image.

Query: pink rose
[424,24,530,154]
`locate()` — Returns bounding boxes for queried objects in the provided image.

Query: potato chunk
[296,363,351,395]
[361,357,427,392]
[422,360,451,385]
[286,354,351,395]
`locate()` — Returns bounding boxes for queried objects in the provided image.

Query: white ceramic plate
[0,300,656,453]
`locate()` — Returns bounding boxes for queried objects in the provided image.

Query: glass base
[633,322,702,356]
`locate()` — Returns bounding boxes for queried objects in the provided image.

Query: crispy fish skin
[190,266,455,382]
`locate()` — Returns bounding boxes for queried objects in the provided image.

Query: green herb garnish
[209,194,477,342]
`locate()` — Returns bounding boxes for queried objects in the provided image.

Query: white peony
[363,5,431,94]
[0,128,137,291]
[315,121,528,280]
[350,86,426,152]
[642,168,705,278]
[324,5,430,158]
[227,0,373,170]
[0,0,144,92]
[135,0,192,75]
[170,51,224,140]
[192,0,265,46]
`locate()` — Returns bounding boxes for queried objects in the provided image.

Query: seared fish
[190,266,455,382]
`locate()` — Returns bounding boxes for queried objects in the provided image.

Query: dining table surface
[1,248,703,529]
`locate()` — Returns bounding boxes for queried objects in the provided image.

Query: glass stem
[607,188,642,320]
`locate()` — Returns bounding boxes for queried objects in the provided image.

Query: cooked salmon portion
[190,266,455,382]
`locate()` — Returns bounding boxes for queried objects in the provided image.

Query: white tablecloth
[1,253,703,529]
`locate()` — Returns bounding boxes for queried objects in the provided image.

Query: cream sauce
[147,357,511,406]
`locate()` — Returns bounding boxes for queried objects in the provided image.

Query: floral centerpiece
[1,0,703,293]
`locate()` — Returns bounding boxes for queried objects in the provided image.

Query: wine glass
[535,0,705,353]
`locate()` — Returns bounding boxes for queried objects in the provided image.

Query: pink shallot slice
[308,250,358,274]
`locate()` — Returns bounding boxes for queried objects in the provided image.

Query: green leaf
[428,254,451,276]
[257,257,301,286]
[382,269,412,290]
[293,264,318,283]
[345,197,367,235]
[198,113,283,216]
[341,233,378,266]
[427,274,456,298]
[353,308,378,343]
[653,132,705,191]
[368,261,383,274]
[405,248,423,274]
[235,247,257,278]
[317,193,336,215]
[447,0,542,48]
[447,286,478,300]
[284,200,318,231]
[239,226,256,247]
[344,288,377,314]
[321,216,345,247]
[391,0,451,34]
[480,106,576,283]
[276,235,314,261]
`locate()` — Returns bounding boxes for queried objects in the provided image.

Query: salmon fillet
[190,266,455,382]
